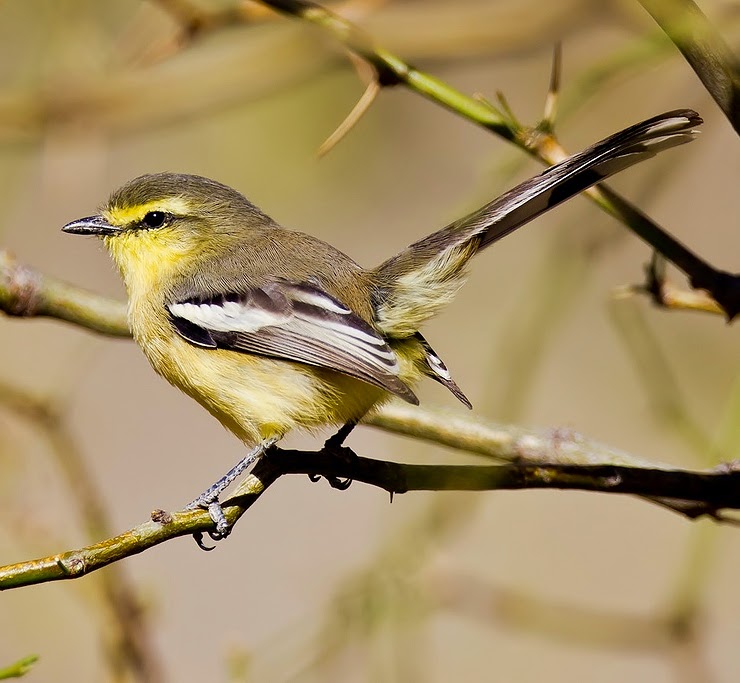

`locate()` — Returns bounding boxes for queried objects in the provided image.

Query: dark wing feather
[414,333,471,409]
[168,280,418,404]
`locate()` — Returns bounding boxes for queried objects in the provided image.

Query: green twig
[0,655,38,680]
[0,249,129,336]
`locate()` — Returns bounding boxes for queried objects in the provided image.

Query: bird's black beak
[62,215,120,236]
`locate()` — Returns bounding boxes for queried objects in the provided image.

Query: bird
[62,109,701,537]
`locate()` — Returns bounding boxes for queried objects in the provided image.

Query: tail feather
[373,109,701,336]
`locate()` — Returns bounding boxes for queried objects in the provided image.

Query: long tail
[373,109,702,336]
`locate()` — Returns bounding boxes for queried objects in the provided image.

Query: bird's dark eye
[142,211,167,229]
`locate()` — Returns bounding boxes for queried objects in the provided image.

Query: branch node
[60,555,86,577]
[0,250,43,317]
[150,509,173,525]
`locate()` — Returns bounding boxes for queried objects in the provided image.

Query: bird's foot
[187,438,278,550]
[308,422,358,490]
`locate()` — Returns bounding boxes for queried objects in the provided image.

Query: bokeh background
[0,1,738,681]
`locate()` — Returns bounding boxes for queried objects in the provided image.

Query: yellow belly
[136,324,393,444]
[110,234,421,446]
[131,292,404,444]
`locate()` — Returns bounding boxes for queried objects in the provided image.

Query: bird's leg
[325,420,357,449]
[309,421,358,490]
[188,437,278,545]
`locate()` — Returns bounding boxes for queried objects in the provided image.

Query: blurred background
[0,0,738,681]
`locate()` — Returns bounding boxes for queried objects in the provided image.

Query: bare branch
[1,447,739,591]
[638,0,740,133]
[0,249,128,336]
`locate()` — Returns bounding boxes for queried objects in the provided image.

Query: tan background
[0,1,739,681]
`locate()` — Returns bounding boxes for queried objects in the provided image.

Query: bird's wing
[167,279,418,404]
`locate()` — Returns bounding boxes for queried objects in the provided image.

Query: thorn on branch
[471,92,505,121]
[319,67,380,156]
[541,42,562,132]
[495,90,520,129]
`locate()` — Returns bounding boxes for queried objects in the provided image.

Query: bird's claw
[307,471,353,489]
[307,435,357,490]
[193,531,216,551]
[328,475,352,490]
[326,444,355,490]
[188,498,231,550]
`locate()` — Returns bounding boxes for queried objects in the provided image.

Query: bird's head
[62,173,273,285]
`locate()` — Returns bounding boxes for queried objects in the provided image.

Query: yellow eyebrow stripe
[104,196,192,226]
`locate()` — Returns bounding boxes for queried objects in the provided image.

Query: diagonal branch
[638,0,740,133]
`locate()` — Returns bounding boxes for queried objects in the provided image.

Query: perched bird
[63,109,701,536]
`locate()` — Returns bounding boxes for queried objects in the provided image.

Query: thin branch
[131,0,378,64]
[1,447,739,591]
[638,0,740,133]
[0,459,278,591]
[272,449,740,506]
[618,282,725,316]
[0,249,129,336]
[365,402,663,468]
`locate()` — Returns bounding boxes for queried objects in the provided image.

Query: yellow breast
[104,230,393,443]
